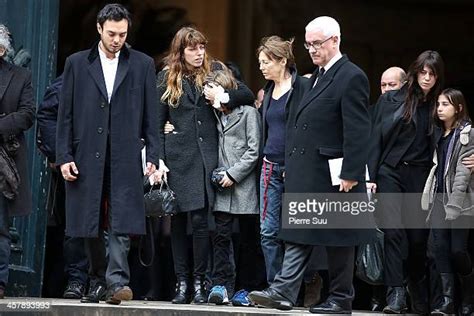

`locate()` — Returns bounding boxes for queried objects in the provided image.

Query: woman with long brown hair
[369,50,445,314]
[154,26,253,304]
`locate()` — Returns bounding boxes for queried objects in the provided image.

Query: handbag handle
[146,176,169,193]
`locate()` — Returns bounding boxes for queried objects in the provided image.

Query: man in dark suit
[249,16,373,314]
[56,4,159,305]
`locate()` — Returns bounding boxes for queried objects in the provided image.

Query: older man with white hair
[0,24,35,299]
[249,16,373,314]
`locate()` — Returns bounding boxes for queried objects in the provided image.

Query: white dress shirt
[98,43,120,103]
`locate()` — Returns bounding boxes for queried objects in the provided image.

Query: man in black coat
[249,16,373,314]
[0,24,35,299]
[56,4,159,304]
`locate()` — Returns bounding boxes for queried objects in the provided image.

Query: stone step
[0,298,399,315]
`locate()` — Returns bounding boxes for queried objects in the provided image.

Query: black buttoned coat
[279,55,375,246]
[56,44,159,237]
[0,59,35,216]
[156,65,254,212]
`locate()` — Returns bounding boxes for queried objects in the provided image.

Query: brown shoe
[106,285,133,305]
[0,287,4,299]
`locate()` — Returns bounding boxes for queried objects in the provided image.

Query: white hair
[305,16,342,44]
[0,24,13,57]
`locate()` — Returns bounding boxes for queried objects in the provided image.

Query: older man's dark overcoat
[279,55,375,246]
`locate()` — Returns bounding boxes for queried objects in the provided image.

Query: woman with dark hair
[256,35,307,286]
[369,50,445,314]
[421,88,474,315]
[154,26,254,305]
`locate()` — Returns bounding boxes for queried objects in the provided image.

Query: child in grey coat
[206,66,261,305]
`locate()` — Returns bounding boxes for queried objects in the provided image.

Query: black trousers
[377,163,430,286]
[429,197,472,274]
[271,242,355,310]
[212,211,235,294]
[171,208,209,280]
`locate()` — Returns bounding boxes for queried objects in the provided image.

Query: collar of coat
[87,41,130,63]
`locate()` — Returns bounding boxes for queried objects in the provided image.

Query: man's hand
[144,162,157,177]
[339,179,358,192]
[151,159,169,184]
[60,162,79,182]
[219,171,234,187]
[462,153,474,171]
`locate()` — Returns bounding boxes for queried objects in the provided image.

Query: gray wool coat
[422,124,474,220]
[213,106,261,215]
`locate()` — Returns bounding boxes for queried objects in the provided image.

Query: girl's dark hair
[403,50,444,121]
[97,3,132,28]
[435,88,471,129]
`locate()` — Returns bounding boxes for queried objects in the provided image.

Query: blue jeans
[259,160,285,284]
[0,197,11,289]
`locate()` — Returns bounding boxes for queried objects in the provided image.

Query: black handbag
[139,177,178,267]
[355,228,384,285]
[143,177,178,218]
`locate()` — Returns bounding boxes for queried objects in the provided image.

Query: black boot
[383,286,408,314]
[192,278,207,304]
[407,276,430,314]
[171,279,190,304]
[459,270,474,316]
[431,273,455,315]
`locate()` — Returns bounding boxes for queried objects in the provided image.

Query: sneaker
[231,289,253,307]
[208,285,229,305]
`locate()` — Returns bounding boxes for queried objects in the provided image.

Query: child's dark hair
[435,88,471,129]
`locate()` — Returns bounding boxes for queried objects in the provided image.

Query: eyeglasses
[304,36,333,50]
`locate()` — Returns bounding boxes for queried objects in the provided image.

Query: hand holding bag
[140,177,178,267]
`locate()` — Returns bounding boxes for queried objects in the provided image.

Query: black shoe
[192,278,207,304]
[370,285,386,312]
[0,286,4,299]
[431,273,455,315]
[105,284,133,305]
[459,270,474,316]
[248,288,293,311]
[383,286,408,314]
[370,297,384,312]
[171,280,190,304]
[407,276,429,314]
[80,283,106,303]
[63,281,85,299]
[309,300,351,314]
